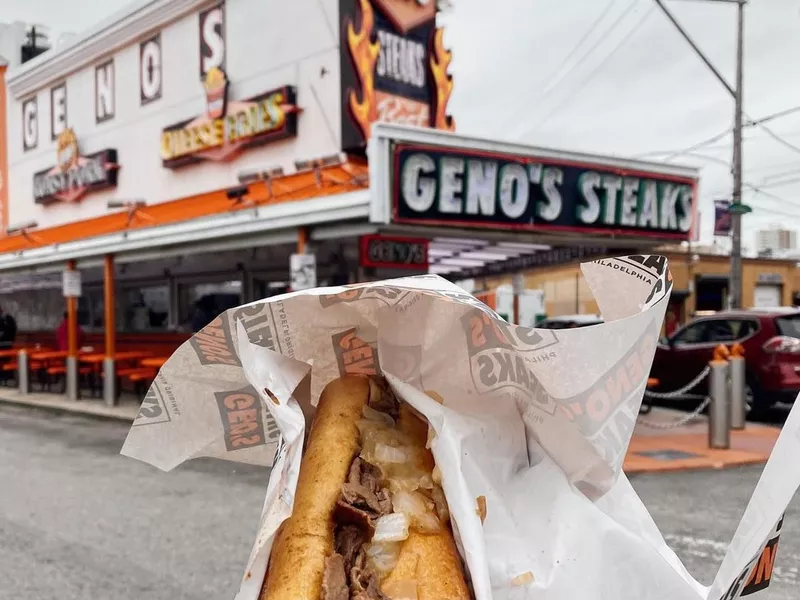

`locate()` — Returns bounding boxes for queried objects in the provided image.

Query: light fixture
[107,199,152,227]
[107,199,146,210]
[237,165,285,184]
[6,220,42,243]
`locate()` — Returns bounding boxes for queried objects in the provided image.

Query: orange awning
[0,160,368,254]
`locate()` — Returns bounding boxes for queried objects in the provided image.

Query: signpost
[290,253,317,291]
[62,270,82,298]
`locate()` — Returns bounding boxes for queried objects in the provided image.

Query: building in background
[757,226,797,256]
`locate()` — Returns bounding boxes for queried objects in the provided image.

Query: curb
[0,395,137,424]
[625,455,769,476]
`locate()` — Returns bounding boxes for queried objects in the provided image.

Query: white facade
[757,227,797,254]
[5,0,342,230]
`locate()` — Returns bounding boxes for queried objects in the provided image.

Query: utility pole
[653,0,748,308]
[730,0,745,309]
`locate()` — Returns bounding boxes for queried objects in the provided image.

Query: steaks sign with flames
[339,0,455,152]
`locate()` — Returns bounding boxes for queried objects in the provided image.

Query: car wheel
[746,376,773,419]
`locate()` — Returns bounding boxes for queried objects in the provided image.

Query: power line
[494,0,621,135]
[636,104,800,162]
[515,6,655,139]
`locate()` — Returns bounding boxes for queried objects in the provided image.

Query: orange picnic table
[140,356,169,369]
[80,351,153,364]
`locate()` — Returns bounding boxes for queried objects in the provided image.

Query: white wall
[5,0,342,230]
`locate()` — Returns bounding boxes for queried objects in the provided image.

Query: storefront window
[121,285,170,332]
[179,280,242,332]
[78,287,105,329]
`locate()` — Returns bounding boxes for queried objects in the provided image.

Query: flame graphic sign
[339,0,454,151]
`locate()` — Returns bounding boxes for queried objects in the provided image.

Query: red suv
[650,308,800,413]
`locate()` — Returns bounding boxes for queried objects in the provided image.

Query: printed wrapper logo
[190,305,278,366]
[332,328,382,377]
[558,329,658,437]
[190,315,240,366]
[214,386,280,452]
[462,309,560,410]
[132,379,171,427]
[720,515,784,599]
[232,304,278,352]
[319,286,411,308]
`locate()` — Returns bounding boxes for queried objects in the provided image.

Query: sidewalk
[0,389,781,474]
[0,388,139,422]
[624,407,780,474]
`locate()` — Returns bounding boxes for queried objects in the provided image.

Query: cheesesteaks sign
[393,144,697,239]
[161,68,299,168]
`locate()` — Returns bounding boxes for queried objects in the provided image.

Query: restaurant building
[0,0,701,401]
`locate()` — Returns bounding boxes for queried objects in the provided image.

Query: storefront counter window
[179,280,242,332]
[121,285,170,332]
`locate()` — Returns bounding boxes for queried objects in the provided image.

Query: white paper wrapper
[121,255,796,600]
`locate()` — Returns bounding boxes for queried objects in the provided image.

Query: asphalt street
[0,404,798,599]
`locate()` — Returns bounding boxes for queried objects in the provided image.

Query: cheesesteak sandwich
[260,375,471,600]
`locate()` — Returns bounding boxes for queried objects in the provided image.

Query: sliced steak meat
[351,549,388,600]
[334,499,375,536]
[342,482,384,514]
[376,488,392,515]
[357,459,384,494]
[368,377,400,420]
[335,525,367,573]
[321,554,348,600]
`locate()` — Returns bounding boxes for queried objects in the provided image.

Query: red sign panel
[360,235,429,270]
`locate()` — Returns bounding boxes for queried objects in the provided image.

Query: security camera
[6,220,39,234]
[226,185,249,200]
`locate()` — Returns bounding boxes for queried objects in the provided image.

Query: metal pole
[17,349,29,394]
[709,359,731,449]
[66,259,79,401]
[729,355,746,429]
[103,254,117,406]
[729,0,745,309]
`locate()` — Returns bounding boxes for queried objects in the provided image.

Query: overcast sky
[2,0,799,253]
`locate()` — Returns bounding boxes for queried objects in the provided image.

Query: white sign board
[290,253,317,291]
[512,273,525,295]
[62,270,82,298]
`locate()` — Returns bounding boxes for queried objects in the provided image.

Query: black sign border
[391,142,698,241]
[33,148,119,206]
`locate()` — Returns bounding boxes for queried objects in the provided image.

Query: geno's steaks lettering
[232,304,276,350]
[319,286,408,308]
[191,315,238,366]
[215,387,277,451]
[332,328,381,376]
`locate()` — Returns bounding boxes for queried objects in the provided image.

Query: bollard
[709,345,731,449]
[17,350,29,394]
[66,356,79,401]
[103,357,117,407]
[729,343,746,430]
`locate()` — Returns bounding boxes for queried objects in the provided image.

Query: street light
[653,0,748,309]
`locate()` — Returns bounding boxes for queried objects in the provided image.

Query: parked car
[536,314,604,329]
[650,309,800,413]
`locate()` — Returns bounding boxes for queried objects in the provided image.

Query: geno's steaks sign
[391,143,698,239]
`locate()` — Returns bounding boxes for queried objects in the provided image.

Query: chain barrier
[643,366,711,400]
[637,366,713,429]
[637,396,712,430]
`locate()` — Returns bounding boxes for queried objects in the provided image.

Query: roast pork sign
[391,143,698,239]
[33,129,119,205]
[339,0,455,152]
